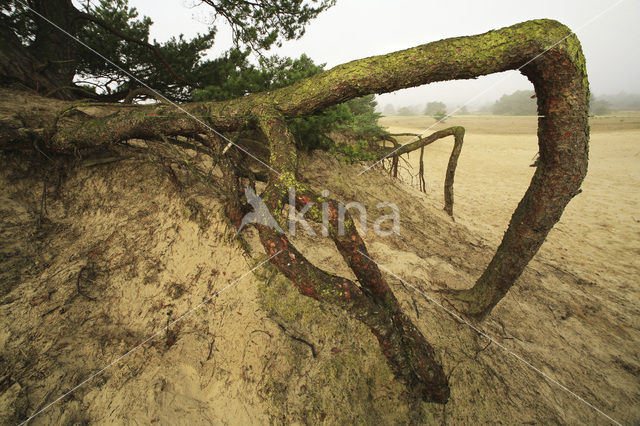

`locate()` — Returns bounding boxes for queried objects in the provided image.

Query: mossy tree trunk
[0,19,589,401]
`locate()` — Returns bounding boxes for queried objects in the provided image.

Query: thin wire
[356,249,622,426]
[19,251,283,425]
[358,0,628,176]
[15,0,280,177]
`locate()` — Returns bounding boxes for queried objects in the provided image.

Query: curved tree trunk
[1,19,589,400]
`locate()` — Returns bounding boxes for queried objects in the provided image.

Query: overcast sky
[129,0,639,110]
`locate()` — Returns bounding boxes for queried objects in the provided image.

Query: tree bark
[0,0,80,99]
[1,18,589,399]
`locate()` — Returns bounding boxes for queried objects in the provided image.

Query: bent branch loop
[37,18,589,388]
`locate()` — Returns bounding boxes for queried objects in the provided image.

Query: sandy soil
[0,111,638,424]
[0,148,411,425]
[378,114,640,423]
[379,114,640,296]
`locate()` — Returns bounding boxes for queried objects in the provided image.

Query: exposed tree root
[375,126,465,217]
[0,19,590,400]
[419,146,426,193]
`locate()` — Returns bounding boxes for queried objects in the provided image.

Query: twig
[37,175,48,227]
[76,265,97,301]
[274,321,317,358]
[250,329,273,338]
[418,146,426,193]
[81,155,130,167]
[473,340,492,360]
[412,296,420,319]
[165,310,176,347]
[206,336,215,361]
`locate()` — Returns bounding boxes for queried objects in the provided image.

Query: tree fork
[249,113,450,402]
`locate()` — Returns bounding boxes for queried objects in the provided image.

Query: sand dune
[0,114,638,424]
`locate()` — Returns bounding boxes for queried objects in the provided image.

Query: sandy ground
[379,114,640,298]
[0,111,638,424]
[377,114,640,422]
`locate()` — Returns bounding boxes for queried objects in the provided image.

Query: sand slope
[0,114,638,424]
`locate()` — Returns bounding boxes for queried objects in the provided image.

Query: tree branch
[374,127,465,216]
[7,19,589,363]
[75,10,197,88]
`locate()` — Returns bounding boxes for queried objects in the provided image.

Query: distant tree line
[490,90,537,115]
[380,89,640,118]
[381,101,451,121]
[485,90,623,116]
[596,92,640,111]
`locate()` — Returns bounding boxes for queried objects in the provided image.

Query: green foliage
[198,0,336,51]
[74,0,216,101]
[492,90,537,115]
[4,0,379,151]
[340,96,386,135]
[0,1,35,45]
[2,0,335,101]
[328,139,377,164]
[292,95,385,152]
[433,111,447,122]
[424,101,447,122]
[195,55,385,152]
[288,104,350,151]
[192,53,324,101]
[397,106,418,116]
